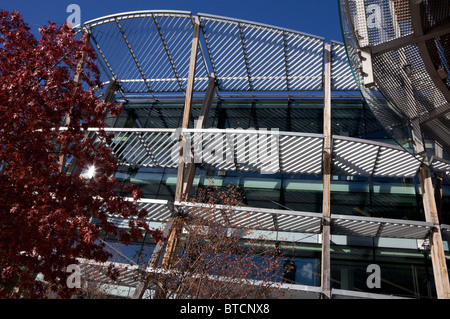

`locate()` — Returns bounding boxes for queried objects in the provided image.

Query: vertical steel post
[181,75,217,198]
[161,15,201,274]
[412,123,450,299]
[321,42,332,299]
[131,18,201,299]
[419,160,450,299]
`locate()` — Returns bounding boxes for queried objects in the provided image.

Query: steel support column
[412,126,450,298]
[180,75,217,198]
[419,161,450,299]
[160,15,201,281]
[131,18,201,298]
[321,43,332,299]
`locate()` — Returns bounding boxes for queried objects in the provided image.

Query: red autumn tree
[0,10,157,298]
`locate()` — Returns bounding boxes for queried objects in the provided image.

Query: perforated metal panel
[340,0,450,152]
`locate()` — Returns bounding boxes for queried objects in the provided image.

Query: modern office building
[77,3,450,299]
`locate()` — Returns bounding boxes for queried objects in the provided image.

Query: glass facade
[100,98,450,299]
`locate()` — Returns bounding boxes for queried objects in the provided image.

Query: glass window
[331,245,435,298]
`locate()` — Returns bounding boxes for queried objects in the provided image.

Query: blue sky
[1,0,343,42]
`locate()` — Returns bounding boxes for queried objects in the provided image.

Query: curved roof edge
[197,12,325,41]
[83,10,193,27]
[83,10,325,41]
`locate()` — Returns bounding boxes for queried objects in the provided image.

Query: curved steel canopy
[81,10,358,100]
[339,0,450,153]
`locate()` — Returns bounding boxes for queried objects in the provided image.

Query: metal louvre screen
[331,215,432,239]
[331,41,359,91]
[87,128,324,174]
[83,10,361,100]
[278,134,323,174]
[199,17,251,91]
[431,156,450,181]
[187,129,324,175]
[332,138,379,176]
[82,128,439,178]
[114,198,432,240]
[332,136,422,178]
[373,146,422,177]
[198,14,325,92]
[85,12,209,96]
[174,202,323,234]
